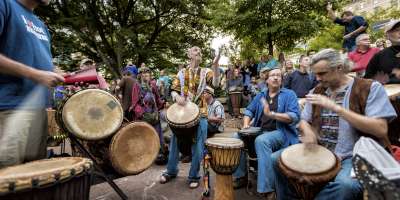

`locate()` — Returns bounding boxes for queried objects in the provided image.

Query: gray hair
[311,49,344,69]
[355,33,369,45]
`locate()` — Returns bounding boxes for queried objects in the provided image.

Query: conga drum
[56,89,124,140]
[229,92,242,117]
[166,101,200,155]
[109,122,160,175]
[278,144,341,200]
[238,127,263,170]
[205,137,243,200]
[384,84,400,146]
[0,157,92,200]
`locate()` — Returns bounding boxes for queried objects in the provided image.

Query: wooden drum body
[229,92,242,116]
[166,102,200,154]
[109,122,160,175]
[0,157,92,200]
[384,84,400,146]
[56,89,123,140]
[206,137,243,200]
[278,144,341,200]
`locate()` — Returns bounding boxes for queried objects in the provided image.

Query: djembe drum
[46,108,67,146]
[205,137,243,200]
[278,144,341,200]
[238,127,263,171]
[109,122,160,175]
[384,84,400,146]
[56,89,124,140]
[166,101,200,155]
[0,157,92,200]
[229,91,242,117]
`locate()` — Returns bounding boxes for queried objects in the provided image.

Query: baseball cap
[385,20,400,33]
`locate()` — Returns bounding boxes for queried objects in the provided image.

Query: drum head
[109,122,160,175]
[0,157,92,193]
[281,144,336,174]
[206,137,244,149]
[238,127,262,135]
[384,84,400,98]
[62,89,123,140]
[166,101,199,125]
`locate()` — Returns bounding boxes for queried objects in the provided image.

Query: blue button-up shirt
[244,88,301,147]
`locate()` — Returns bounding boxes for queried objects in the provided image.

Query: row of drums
[48,89,160,175]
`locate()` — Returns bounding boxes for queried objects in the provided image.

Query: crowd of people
[0,0,400,200]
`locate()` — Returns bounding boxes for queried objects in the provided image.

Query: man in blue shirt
[232,66,300,198]
[0,0,64,167]
[327,3,368,52]
[284,56,318,98]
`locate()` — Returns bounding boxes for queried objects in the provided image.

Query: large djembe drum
[166,101,200,155]
[384,84,400,146]
[229,91,242,117]
[278,144,341,200]
[0,157,92,200]
[205,137,243,200]
[109,122,160,175]
[56,89,124,140]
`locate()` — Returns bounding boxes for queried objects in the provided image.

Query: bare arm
[0,54,64,87]
[347,26,367,37]
[243,116,251,128]
[326,3,336,21]
[298,120,318,144]
[211,48,222,87]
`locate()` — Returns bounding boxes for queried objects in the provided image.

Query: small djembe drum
[0,157,92,200]
[205,137,243,200]
[278,144,341,200]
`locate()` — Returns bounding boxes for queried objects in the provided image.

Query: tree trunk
[267,33,274,56]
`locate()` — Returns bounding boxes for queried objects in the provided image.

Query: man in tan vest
[272,49,397,200]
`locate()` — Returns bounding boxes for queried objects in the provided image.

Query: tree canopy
[36,0,216,78]
[210,0,327,56]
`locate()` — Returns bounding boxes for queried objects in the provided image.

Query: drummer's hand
[242,124,250,129]
[31,69,65,88]
[305,94,341,113]
[176,95,187,106]
[260,98,272,116]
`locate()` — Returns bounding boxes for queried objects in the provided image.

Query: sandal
[189,180,200,189]
[159,172,176,184]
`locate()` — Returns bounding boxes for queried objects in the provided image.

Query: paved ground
[89,123,263,200]
[89,163,262,200]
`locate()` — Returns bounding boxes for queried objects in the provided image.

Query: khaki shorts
[0,109,48,168]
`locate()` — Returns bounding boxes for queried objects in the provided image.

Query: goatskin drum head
[0,157,92,193]
[109,122,160,175]
[166,101,199,125]
[280,143,336,174]
[62,89,123,140]
[206,137,244,149]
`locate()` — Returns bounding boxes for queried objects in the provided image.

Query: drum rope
[202,149,211,199]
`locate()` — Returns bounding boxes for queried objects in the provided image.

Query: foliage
[35,0,216,78]
[210,0,327,55]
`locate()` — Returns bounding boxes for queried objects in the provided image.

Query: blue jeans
[165,117,208,181]
[273,152,363,200]
[233,130,285,193]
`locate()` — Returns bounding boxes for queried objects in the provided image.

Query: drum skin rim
[61,89,124,140]
[109,121,160,175]
[166,102,200,126]
[0,157,92,194]
[205,137,244,149]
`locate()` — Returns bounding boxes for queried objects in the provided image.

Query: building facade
[344,0,398,15]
